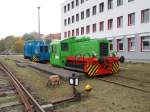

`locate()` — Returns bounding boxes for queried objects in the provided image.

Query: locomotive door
[51,44,61,66]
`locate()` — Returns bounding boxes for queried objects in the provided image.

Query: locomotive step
[64,66,83,72]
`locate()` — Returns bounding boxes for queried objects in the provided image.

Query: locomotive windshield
[40,46,48,52]
[100,43,108,56]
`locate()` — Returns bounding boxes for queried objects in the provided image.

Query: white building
[61,0,150,61]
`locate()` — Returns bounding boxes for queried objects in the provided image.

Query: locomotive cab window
[61,43,69,51]
[40,46,43,52]
[100,42,108,56]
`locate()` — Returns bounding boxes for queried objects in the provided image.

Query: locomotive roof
[61,36,90,43]
[50,37,109,46]
[25,40,48,45]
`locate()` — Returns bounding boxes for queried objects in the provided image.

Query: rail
[0,61,47,112]
[97,77,150,94]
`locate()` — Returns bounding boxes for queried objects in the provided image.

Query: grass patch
[1,56,150,112]
[0,95,19,105]
[1,59,73,102]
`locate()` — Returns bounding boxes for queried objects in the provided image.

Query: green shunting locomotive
[50,36,124,76]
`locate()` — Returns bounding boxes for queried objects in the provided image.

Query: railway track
[0,61,49,112]
[0,66,24,112]
[115,75,150,83]
[97,75,150,94]
[6,57,150,94]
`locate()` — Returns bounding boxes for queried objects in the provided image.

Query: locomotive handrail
[75,52,91,64]
[83,52,91,57]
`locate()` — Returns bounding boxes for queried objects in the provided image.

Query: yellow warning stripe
[90,65,99,76]
[113,67,117,73]
[32,55,39,62]
[112,63,119,73]
[88,65,96,75]
[87,64,99,77]
[113,64,118,72]
[87,65,93,71]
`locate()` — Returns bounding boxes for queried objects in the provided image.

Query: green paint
[50,36,109,67]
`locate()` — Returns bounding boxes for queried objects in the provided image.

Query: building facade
[61,0,150,60]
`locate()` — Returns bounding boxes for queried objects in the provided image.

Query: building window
[64,6,66,13]
[128,0,134,2]
[86,9,90,18]
[108,0,113,9]
[72,30,75,36]
[92,23,96,33]
[81,11,84,20]
[81,27,84,35]
[141,36,150,51]
[108,19,113,30]
[68,17,70,25]
[71,1,74,9]
[128,38,135,51]
[99,21,104,31]
[117,39,123,51]
[109,40,113,51]
[64,32,67,38]
[76,13,79,22]
[76,28,79,36]
[117,16,123,28]
[128,13,135,26]
[68,31,70,37]
[67,3,70,11]
[64,19,67,26]
[117,0,123,6]
[99,2,104,13]
[76,0,79,6]
[81,0,84,4]
[92,5,97,15]
[141,9,149,23]
[72,16,75,23]
[86,25,90,34]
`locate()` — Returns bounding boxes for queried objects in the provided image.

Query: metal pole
[72,73,76,96]
[73,84,76,96]
[37,6,40,38]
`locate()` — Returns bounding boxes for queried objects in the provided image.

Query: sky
[0,0,65,38]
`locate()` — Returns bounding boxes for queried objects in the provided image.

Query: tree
[14,37,24,53]
[0,31,43,54]
[23,31,42,41]
[0,39,6,52]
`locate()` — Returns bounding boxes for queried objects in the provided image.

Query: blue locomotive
[24,40,50,62]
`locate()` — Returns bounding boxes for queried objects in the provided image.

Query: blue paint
[24,40,50,62]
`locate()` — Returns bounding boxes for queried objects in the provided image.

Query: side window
[61,43,69,51]
[40,46,43,52]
